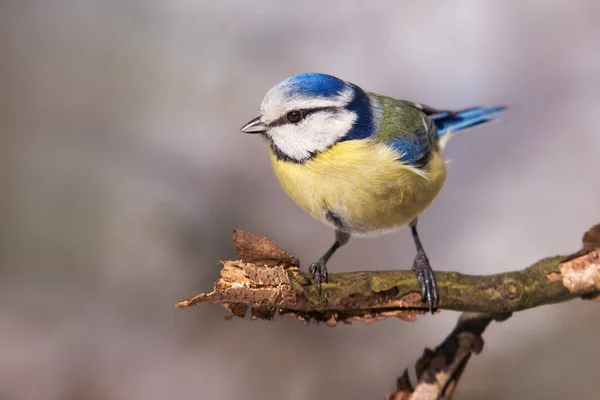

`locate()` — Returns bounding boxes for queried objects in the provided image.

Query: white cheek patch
[257,83,360,161]
[268,110,357,161]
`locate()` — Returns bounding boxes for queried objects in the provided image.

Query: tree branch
[177,224,600,399]
[177,225,600,325]
[389,312,511,400]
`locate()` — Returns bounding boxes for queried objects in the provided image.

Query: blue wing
[386,116,436,168]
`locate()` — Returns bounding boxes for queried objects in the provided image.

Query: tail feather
[432,106,506,137]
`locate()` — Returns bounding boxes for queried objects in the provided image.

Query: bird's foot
[309,261,328,296]
[412,249,439,313]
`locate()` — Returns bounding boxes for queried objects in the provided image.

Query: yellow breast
[269,139,446,234]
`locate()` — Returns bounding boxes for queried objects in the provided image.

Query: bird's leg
[309,229,351,295]
[409,218,439,313]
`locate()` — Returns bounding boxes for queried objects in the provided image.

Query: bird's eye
[286,110,303,124]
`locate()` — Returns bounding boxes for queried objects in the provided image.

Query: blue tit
[241,73,505,311]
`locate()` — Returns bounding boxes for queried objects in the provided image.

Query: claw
[412,249,439,313]
[309,261,328,296]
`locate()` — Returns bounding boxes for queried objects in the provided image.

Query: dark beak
[240,116,267,134]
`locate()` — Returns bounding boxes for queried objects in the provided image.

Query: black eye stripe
[268,106,338,128]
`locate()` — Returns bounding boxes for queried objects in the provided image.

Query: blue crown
[281,73,347,98]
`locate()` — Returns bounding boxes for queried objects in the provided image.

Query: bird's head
[241,73,380,162]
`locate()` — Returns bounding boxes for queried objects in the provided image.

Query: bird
[240,73,505,312]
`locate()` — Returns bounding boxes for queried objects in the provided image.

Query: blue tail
[431,106,506,136]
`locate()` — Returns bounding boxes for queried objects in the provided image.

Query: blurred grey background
[1,1,599,399]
